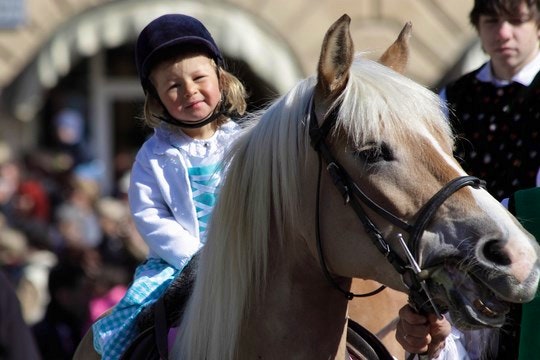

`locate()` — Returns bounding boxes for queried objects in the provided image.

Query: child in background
[92,13,247,359]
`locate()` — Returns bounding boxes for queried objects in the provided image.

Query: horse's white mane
[338,54,452,147]
[172,54,452,360]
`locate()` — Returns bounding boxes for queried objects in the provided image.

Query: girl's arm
[128,152,202,270]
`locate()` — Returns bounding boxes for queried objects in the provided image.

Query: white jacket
[128,121,241,270]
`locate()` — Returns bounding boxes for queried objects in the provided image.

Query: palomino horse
[75,15,540,360]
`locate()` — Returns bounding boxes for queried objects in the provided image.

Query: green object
[514,187,540,360]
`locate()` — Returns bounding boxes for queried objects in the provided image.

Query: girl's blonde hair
[142,60,247,129]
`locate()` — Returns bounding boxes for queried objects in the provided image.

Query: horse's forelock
[337,56,452,148]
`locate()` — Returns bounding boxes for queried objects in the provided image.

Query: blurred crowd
[0,137,148,359]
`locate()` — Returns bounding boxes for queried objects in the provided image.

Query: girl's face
[151,54,221,123]
[478,2,540,79]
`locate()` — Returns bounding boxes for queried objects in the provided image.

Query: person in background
[54,176,102,251]
[441,0,540,201]
[95,196,146,275]
[91,13,248,359]
[0,269,40,360]
[32,261,92,360]
[0,225,49,325]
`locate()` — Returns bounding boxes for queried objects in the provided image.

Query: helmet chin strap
[152,97,226,129]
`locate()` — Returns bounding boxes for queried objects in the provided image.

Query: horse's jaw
[423,257,540,330]
[428,262,510,329]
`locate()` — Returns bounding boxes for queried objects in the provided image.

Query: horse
[75,14,540,360]
[167,14,540,359]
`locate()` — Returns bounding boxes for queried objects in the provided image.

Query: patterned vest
[445,70,540,200]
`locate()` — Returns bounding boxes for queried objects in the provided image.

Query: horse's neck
[237,251,353,359]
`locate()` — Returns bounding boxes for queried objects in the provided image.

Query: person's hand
[395,304,451,359]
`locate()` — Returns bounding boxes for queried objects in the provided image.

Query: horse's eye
[353,142,394,163]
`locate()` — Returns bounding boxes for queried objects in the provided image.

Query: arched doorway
[8,0,304,194]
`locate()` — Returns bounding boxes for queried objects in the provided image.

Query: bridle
[308,96,484,310]
[307,96,485,315]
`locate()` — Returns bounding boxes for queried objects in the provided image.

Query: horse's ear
[316,14,354,99]
[379,22,412,74]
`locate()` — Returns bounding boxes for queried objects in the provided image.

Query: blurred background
[0,0,487,359]
[0,0,487,196]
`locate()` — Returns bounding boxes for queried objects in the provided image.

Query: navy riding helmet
[135,13,224,93]
[135,14,226,128]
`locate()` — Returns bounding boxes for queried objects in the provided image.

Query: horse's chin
[445,288,509,329]
[429,263,510,329]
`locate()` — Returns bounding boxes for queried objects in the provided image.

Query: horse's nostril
[483,239,511,266]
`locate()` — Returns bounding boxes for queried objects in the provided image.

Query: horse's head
[307,14,540,330]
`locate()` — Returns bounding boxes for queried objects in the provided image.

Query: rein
[307,96,484,313]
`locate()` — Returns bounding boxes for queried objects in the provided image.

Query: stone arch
[6,0,304,121]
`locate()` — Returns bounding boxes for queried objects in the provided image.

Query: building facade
[0,0,483,194]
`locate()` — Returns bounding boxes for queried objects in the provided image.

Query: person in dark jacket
[32,261,92,360]
[442,0,540,201]
[0,269,40,360]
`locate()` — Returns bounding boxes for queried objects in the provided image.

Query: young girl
[92,13,247,359]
